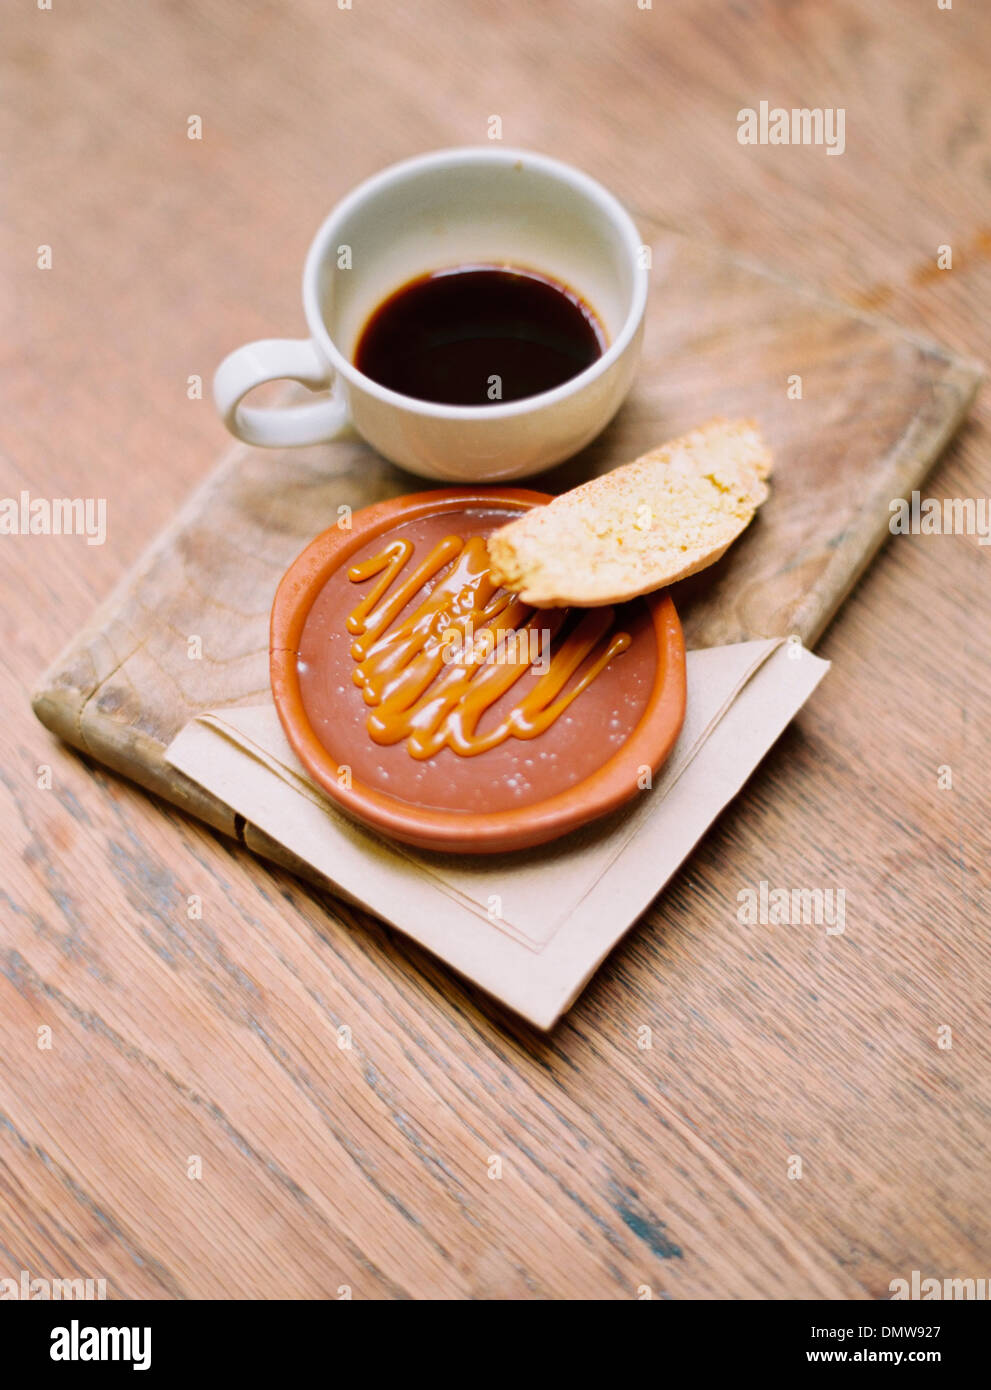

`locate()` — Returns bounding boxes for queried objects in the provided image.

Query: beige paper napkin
[166,639,828,1027]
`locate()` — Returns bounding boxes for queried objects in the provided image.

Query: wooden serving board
[32,227,981,868]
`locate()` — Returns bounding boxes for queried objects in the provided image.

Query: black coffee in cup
[353,264,606,406]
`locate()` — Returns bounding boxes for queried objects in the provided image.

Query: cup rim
[302,146,649,421]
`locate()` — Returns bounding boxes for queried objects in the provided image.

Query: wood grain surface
[3,0,990,1300]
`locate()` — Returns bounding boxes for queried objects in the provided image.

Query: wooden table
[3,0,989,1300]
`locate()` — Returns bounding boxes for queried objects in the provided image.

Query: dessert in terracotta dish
[271,421,770,853]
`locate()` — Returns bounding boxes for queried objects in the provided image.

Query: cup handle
[213,338,352,448]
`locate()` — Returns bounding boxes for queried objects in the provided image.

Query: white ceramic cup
[213,147,648,481]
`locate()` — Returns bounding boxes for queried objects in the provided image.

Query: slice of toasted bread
[487,419,772,607]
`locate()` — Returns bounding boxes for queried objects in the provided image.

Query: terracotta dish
[270,488,686,853]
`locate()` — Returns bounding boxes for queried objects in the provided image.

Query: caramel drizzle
[345,533,631,759]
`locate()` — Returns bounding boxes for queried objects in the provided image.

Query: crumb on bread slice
[487,418,772,607]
